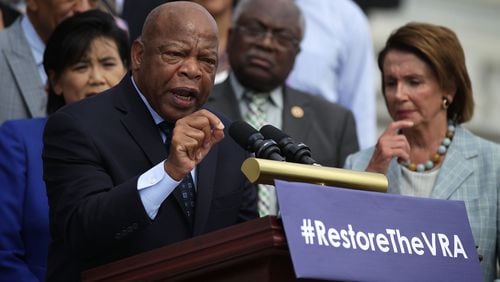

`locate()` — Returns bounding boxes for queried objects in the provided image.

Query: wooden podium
[82,216,316,281]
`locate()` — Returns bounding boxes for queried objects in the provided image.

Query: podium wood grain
[82,216,319,281]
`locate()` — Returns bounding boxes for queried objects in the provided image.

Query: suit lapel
[120,102,192,220]
[4,20,45,117]
[386,160,402,194]
[282,87,312,142]
[115,77,165,166]
[115,76,214,226]
[431,127,476,200]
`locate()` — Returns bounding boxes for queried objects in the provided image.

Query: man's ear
[131,39,145,71]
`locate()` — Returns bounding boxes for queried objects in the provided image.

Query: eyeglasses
[235,24,300,49]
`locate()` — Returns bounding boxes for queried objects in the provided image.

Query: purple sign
[275,180,482,282]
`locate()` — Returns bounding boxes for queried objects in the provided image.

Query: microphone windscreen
[260,124,288,142]
[229,120,258,148]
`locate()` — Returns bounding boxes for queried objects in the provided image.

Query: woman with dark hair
[44,9,130,114]
[0,9,128,281]
[344,22,499,281]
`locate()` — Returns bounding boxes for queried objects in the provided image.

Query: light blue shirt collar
[229,73,283,108]
[21,15,47,83]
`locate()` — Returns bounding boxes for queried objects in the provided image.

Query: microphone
[260,124,317,165]
[229,121,285,161]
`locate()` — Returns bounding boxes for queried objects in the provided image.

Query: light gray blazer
[0,18,46,123]
[345,125,500,281]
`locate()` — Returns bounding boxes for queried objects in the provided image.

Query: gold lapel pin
[291,106,304,118]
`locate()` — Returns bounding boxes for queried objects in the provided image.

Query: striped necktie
[158,122,196,221]
[243,92,277,216]
[244,91,270,130]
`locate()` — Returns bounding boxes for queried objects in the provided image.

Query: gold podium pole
[241,158,388,193]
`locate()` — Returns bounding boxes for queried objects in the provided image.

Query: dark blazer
[205,78,359,167]
[0,118,50,281]
[121,0,166,42]
[42,76,257,281]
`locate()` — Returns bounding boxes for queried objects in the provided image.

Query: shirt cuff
[138,160,180,219]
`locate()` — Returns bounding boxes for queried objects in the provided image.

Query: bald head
[141,1,218,42]
[131,1,220,122]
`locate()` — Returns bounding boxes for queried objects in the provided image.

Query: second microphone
[259,124,318,165]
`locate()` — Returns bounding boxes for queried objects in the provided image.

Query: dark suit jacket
[42,76,257,281]
[205,78,359,167]
[121,0,166,42]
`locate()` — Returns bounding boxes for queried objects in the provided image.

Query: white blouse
[399,166,440,198]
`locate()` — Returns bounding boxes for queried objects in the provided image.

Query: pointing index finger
[385,120,414,135]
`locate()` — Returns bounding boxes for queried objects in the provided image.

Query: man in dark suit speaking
[205,0,359,216]
[42,2,257,281]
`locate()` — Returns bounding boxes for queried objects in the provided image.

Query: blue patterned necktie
[158,122,196,220]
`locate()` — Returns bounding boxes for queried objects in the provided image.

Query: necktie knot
[158,121,175,155]
[158,121,175,138]
[244,91,270,130]
[245,91,270,111]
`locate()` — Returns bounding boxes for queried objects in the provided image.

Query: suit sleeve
[0,123,38,281]
[43,111,152,256]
